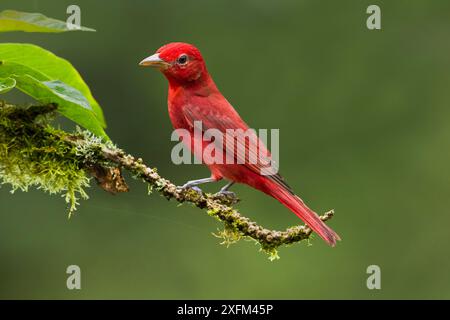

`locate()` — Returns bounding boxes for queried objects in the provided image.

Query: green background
[1,0,450,299]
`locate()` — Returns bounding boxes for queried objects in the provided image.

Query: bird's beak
[139,53,170,69]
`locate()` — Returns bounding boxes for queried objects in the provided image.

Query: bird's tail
[262,181,341,246]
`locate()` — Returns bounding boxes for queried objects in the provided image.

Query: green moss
[212,225,242,247]
[0,102,321,259]
[0,103,90,216]
[263,247,280,261]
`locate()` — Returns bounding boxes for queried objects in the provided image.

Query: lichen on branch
[0,102,89,214]
[0,102,336,259]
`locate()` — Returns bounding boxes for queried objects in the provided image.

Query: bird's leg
[179,177,216,195]
[218,181,235,195]
[214,181,239,203]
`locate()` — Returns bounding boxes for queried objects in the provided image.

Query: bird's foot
[178,184,204,196]
[213,190,240,205]
[217,190,237,197]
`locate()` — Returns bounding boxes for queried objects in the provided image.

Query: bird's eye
[177,54,188,65]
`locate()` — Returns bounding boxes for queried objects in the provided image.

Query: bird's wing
[183,98,294,194]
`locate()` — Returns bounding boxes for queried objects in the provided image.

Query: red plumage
[141,42,340,246]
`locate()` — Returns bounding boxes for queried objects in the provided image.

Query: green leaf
[0,61,50,81]
[0,77,16,94]
[0,43,106,127]
[0,10,95,33]
[13,75,107,139]
[43,80,92,111]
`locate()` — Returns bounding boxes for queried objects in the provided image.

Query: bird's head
[139,42,208,86]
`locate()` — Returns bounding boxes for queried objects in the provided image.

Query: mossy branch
[0,102,336,259]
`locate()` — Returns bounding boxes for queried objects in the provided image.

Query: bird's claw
[213,190,240,204]
[189,186,203,195]
[178,185,204,196]
[217,190,237,197]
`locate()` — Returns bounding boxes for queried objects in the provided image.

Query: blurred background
[1,0,450,299]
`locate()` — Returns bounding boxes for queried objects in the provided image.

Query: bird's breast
[167,88,190,130]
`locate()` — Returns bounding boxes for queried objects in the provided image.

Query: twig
[70,133,336,260]
[0,102,336,259]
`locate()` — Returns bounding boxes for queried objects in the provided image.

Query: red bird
[140,42,340,246]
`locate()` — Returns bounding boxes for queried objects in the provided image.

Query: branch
[0,102,336,259]
[94,144,336,259]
